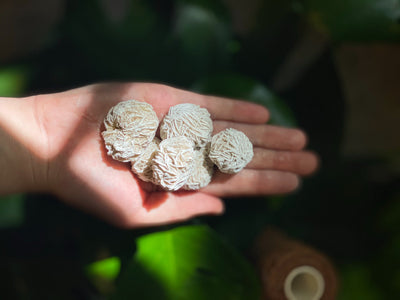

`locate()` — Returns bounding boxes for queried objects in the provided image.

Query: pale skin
[0,83,318,228]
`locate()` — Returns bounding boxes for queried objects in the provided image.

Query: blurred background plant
[0,0,399,299]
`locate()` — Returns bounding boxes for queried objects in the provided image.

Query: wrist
[0,96,49,194]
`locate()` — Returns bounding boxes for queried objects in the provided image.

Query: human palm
[35,83,318,227]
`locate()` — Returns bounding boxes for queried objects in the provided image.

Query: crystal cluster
[102,100,253,191]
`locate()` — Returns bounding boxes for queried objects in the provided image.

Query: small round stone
[102,100,159,162]
[209,128,253,174]
[152,136,195,191]
[160,103,213,148]
[131,137,160,183]
[183,145,214,190]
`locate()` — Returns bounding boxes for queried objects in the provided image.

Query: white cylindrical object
[284,265,325,300]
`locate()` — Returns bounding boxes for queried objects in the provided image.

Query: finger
[69,83,269,124]
[213,121,308,151]
[202,170,300,197]
[168,86,270,124]
[54,83,270,124]
[131,192,225,227]
[248,148,319,175]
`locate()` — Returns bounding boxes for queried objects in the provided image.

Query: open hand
[32,83,318,227]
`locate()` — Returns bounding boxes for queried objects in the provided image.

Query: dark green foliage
[112,225,261,300]
[1,0,399,299]
[0,194,25,228]
[193,73,296,127]
[305,0,400,41]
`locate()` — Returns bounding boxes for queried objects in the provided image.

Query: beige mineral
[131,137,160,182]
[102,100,159,162]
[183,145,214,190]
[152,136,195,191]
[160,103,213,148]
[102,100,254,191]
[209,128,253,174]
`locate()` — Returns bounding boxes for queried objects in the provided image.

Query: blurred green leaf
[86,256,121,295]
[172,4,233,79]
[63,0,165,80]
[86,256,121,281]
[0,67,28,97]
[374,235,400,296]
[378,193,400,231]
[193,73,296,127]
[337,264,382,300]
[176,0,228,16]
[305,0,400,41]
[112,225,261,300]
[0,194,25,228]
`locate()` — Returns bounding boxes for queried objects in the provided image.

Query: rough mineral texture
[152,136,195,191]
[131,137,160,182]
[102,100,254,191]
[102,100,159,162]
[209,128,253,174]
[183,145,214,190]
[160,103,213,148]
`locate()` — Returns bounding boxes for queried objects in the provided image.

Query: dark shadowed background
[1,0,399,299]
